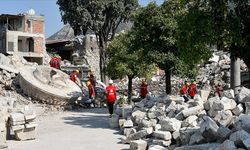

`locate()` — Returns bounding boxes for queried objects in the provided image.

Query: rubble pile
[110,86,250,150]
[9,108,37,141]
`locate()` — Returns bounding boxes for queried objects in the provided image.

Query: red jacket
[70,72,77,83]
[140,83,148,97]
[180,85,188,95]
[50,57,61,69]
[189,83,197,97]
[106,85,116,103]
[88,84,96,98]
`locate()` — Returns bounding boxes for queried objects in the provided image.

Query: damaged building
[0,9,45,65]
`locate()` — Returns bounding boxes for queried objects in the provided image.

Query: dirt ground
[7,108,129,150]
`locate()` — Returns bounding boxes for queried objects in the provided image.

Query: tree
[106,32,155,102]
[178,0,250,90]
[57,0,138,82]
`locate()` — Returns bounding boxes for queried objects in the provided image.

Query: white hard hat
[109,79,113,84]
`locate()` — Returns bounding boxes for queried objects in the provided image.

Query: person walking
[86,81,96,107]
[189,80,197,99]
[140,79,148,99]
[180,81,189,102]
[106,80,117,117]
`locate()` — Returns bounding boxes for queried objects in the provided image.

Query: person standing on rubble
[189,80,197,99]
[180,81,189,102]
[49,54,61,70]
[215,82,223,98]
[89,71,96,91]
[106,80,117,117]
[140,79,148,99]
[70,70,80,83]
[86,81,96,107]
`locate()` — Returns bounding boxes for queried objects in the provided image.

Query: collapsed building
[0,9,45,65]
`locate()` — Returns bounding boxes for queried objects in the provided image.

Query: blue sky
[0,0,164,38]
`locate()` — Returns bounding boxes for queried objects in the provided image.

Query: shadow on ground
[63,108,113,129]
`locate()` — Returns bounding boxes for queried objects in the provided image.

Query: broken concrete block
[174,143,219,150]
[200,116,219,142]
[204,96,220,111]
[23,110,36,122]
[207,109,220,117]
[132,110,146,124]
[232,104,244,116]
[154,124,161,131]
[109,114,119,128]
[118,119,126,128]
[223,89,235,99]
[0,129,7,149]
[10,112,25,125]
[181,115,198,127]
[160,117,182,132]
[245,102,250,115]
[148,145,169,150]
[217,126,232,141]
[200,90,210,102]
[236,87,250,103]
[124,128,136,137]
[140,119,156,128]
[215,140,237,150]
[214,110,233,127]
[123,119,133,128]
[14,127,37,141]
[165,101,176,113]
[182,106,203,118]
[234,115,250,133]
[212,97,236,111]
[243,138,250,150]
[229,130,250,146]
[130,140,147,150]
[172,130,180,140]
[12,125,25,131]
[24,123,38,129]
[152,131,172,140]
[148,139,171,147]
[179,127,199,145]
[189,130,205,145]
[122,106,133,119]
[127,128,153,141]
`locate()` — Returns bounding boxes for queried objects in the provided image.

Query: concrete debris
[148,145,169,150]
[229,130,250,147]
[215,140,237,150]
[130,140,147,150]
[152,131,172,140]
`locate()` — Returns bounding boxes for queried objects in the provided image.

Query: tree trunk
[127,75,133,104]
[98,35,107,84]
[165,69,171,94]
[230,55,241,94]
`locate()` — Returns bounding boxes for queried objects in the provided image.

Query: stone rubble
[109,85,250,150]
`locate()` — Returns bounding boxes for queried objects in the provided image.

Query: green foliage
[106,32,155,79]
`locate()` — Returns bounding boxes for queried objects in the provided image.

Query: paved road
[7,108,129,150]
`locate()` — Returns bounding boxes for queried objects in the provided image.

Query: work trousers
[107,101,115,115]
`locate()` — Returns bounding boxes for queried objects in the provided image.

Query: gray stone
[243,138,250,150]
[148,139,171,147]
[14,127,37,141]
[152,131,172,140]
[140,119,156,128]
[237,87,250,103]
[200,90,210,102]
[212,97,236,111]
[234,115,250,133]
[214,110,233,127]
[189,130,205,145]
[217,126,232,140]
[127,128,153,141]
[130,140,147,150]
[223,89,235,99]
[232,104,244,116]
[148,145,169,150]
[245,102,250,115]
[118,119,126,128]
[215,140,237,150]
[10,112,25,126]
[174,143,220,150]
[182,106,203,118]
[23,110,36,122]
[165,101,177,113]
[229,130,250,146]
[204,97,220,111]
[179,127,199,145]
[181,115,198,127]
[172,130,180,140]
[123,119,133,128]
[109,114,119,128]
[132,110,146,124]
[160,117,182,132]
[124,128,136,137]
[200,116,219,142]
[121,106,133,119]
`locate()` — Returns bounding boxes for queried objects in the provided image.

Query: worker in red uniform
[140,79,148,99]
[106,80,116,117]
[180,81,190,102]
[216,83,223,98]
[49,54,61,70]
[86,81,96,107]
[89,71,96,92]
[70,70,79,83]
[189,81,197,99]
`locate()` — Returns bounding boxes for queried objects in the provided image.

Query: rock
[152,131,172,140]
[118,119,126,128]
[223,89,235,99]
[237,87,250,103]
[212,97,236,111]
[148,139,171,147]
[214,110,233,127]
[229,130,250,146]
[23,110,36,122]
[130,140,147,150]
[174,143,219,150]
[181,106,203,118]
[215,140,237,150]
[121,106,133,119]
[127,128,153,141]
[148,145,169,150]
[189,130,205,145]
[165,101,177,113]
[124,128,136,137]
[200,90,210,102]
[217,126,232,141]
[179,127,198,145]
[245,102,250,115]
[123,119,134,128]
[204,97,220,111]
[160,117,182,132]
[200,116,219,142]
[14,127,37,141]
[10,112,25,126]
[234,115,250,133]
[181,115,198,128]
[232,104,244,116]
[132,110,146,125]
[243,138,250,150]
[140,119,157,128]
[172,130,180,140]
